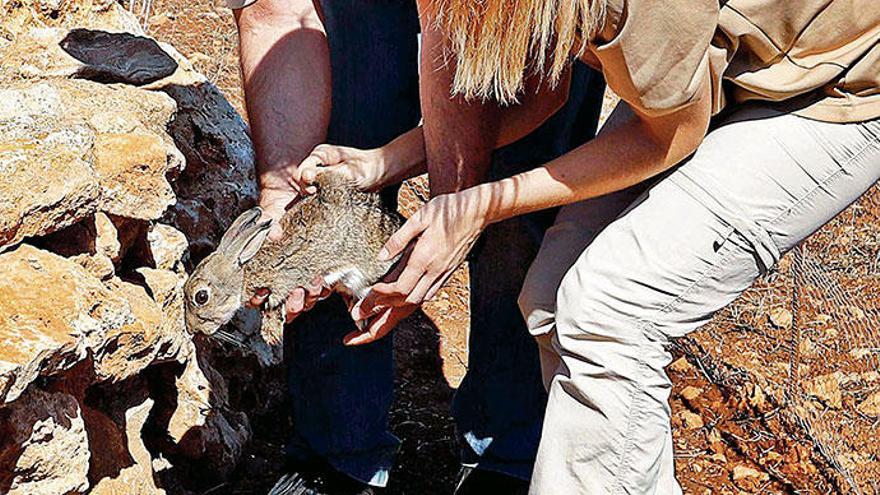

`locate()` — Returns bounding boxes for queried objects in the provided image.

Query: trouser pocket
[669,171,780,274]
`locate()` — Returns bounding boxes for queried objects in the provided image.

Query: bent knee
[552,265,674,380]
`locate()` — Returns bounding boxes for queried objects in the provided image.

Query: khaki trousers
[518,106,880,494]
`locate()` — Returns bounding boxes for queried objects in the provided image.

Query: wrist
[475,179,512,226]
[378,127,427,184]
[458,181,506,228]
[258,165,299,194]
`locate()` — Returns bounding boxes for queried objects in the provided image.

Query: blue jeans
[285,0,605,486]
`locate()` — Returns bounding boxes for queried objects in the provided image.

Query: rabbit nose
[184,309,213,335]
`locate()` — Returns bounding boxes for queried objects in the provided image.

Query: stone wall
[0,2,277,493]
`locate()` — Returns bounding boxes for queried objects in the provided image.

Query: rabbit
[183,171,404,364]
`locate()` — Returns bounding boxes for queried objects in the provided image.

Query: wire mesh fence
[678,184,880,493]
[123,0,152,29]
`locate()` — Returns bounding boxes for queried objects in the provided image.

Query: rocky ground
[1,0,879,494]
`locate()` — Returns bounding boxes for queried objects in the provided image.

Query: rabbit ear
[219,207,263,249]
[235,219,271,266]
[218,207,272,265]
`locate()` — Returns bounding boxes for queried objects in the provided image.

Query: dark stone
[60,29,178,86]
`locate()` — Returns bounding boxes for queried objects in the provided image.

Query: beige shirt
[589,0,880,122]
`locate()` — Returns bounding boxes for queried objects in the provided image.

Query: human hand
[297,144,390,193]
[248,275,333,323]
[343,187,493,345]
[257,166,303,241]
[247,162,325,321]
[248,143,390,321]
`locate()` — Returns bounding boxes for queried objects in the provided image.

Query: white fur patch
[324,267,370,300]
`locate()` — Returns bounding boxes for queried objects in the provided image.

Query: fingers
[379,214,425,261]
[297,144,350,192]
[295,155,322,194]
[343,304,414,346]
[406,276,435,307]
[248,279,331,324]
[353,262,425,320]
[248,287,270,308]
[258,190,297,241]
[284,287,307,322]
[423,274,451,303]
[284,279,332,323]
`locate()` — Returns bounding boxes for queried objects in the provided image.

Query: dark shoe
[268,461,380,495]
[453,466,529,495]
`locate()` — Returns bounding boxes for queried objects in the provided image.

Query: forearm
[481,89,712,224]
[418,13,500,196]
[378,71,569,183]
[234,0,330,191]
[375,126,427,185]
[417,39,571,195]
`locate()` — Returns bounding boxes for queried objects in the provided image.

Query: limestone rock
[70,252,115,280]
[668,357,695,374]
[166,343,251,476]
[857,392,880,417]
[0,24,256,259]
[0,11,266,491]
[0,245,175,403]
[731,464,770,491]
[679,410,705,430]
[90,398,166,495]
[0,27,84,83]
[768,307,793,330]
[137,267,187,360]
[93,278,167,381]
[0,79,183,251]
[0,388,90,495]
[804,373,843,409]
[93,132,176,219]
[681,386,703,402]
[0,114,100,251]
[1,0,144,41]
[95,212,121,262]
[0,245,99,403]
[146,223,189,272]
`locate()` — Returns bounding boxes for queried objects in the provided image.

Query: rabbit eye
[194,288,210,306]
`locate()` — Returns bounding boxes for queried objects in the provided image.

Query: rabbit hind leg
[260,305,285,364]
[324,266,371,300]
[324,267,370,332]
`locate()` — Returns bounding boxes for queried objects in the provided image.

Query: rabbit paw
[259,306,285,365]
[266,292,285,310]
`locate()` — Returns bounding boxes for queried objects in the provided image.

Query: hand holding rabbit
[184,172,404,364]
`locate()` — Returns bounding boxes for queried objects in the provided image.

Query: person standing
[229,0,606,493]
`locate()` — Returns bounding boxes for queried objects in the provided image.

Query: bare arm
[481,74,712,222]
[418,14,571,195]
[234,0,331,222]
[235,0,333,314]
[299,62,570,194]
[342,12,572,345]
[347,70,712,345]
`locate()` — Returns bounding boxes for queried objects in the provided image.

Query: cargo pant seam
[606,247,741,494]
[643,179,746,323]
[766,137,879,229]
[609,349,652,494]
[648,136,878,324]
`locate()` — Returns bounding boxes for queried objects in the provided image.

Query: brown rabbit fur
[184,172,403,363]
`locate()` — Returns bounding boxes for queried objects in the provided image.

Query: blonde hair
[425,0,607,104]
